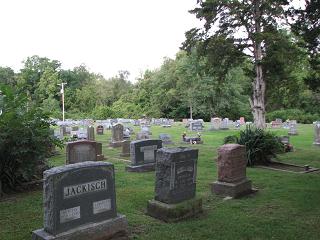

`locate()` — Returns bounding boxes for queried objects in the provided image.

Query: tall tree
[187,0,294,128]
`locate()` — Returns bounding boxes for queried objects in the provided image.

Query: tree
[0,67,16,86]
[187,0,294,128]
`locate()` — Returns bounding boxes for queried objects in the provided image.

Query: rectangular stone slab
[43,161,117,235]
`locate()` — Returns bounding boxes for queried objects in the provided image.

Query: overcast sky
[0,0,201,81]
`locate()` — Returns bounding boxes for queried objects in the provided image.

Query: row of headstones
[32,143,252,240]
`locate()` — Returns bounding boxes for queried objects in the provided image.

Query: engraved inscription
[63,179,107,199]
[93,199,111,214]
[170,160,196,190]
[60,206,80,223]
[140,145,157,163]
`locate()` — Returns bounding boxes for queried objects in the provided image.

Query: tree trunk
[251,0,266,129]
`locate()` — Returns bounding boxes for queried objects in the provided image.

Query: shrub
[224,125,284,166]
[0,86,62,194]
[266,109,320,124]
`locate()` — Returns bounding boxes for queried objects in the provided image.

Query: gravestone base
[96,154,106,161]
[125,163,155,172]
[146,198,202,222]
[211,179,254,198]
[32,214,129,240]
[313,141,320,146]
[109,141,123,148]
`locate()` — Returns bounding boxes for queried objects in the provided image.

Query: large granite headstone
[125,139,162,172]
[314,121,320,146]
[32,161,128,240]
[66,140,97,164]
[190,121,203,131]
[147,147,202,222]
[109,123,124,148]
[210,144,254,198]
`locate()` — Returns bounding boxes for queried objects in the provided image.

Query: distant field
[1,123,319,240]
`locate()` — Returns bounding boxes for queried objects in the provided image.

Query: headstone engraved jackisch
[147,147,202,222]
[31,161,128,240]
[66,140,97,164]
[109,123,124,148]
[125,139,162,172]
[211,144,255,198]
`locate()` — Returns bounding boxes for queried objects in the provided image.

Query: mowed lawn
[1,124,320,240]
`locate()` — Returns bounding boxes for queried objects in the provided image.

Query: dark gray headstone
[130,139,162,166]
[155,147,198,204]
[66,140,97,164]
[43,162,116,235]
[190,121,203,131]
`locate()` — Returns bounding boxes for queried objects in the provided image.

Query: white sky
[0,0,201,81]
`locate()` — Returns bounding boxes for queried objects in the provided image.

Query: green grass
[1,124,320,239]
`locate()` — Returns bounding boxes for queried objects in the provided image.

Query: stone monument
[125,139,162,172]
[147,147,202,222]
[32,161,128,240]
[314,121,320,146]
[66,140,98,164]
[109,123,124,148]
[211,144,254,198]
[159,133,173,145]
[120,140,130,157]
[96,125,104,135]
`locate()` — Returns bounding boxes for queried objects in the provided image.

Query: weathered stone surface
[32,214,128,240]
[87,126,95,141]
[120,140,130,157]
[42,162,117,235]
[96,142,105,161]
[146,198,202,223]
[125,139,162,172]
[190,121,203,131]
[217,144,247,183]
[66,140,98,164]
[110,123,124,148]
[136,132,150,140]
[313,122,320,146]
[212,144,254,198]
[155,147,198,204]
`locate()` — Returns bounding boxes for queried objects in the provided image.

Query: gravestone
[96,142,105,161]
[133,120,140,126]
[211,144,254,198]
[87,126,95,141]
[96,125,104,135]
[159,133,173,144]
[123,128,131,140]
[239,117,245,125]
[109,123,124,148]
[32,161,128,240]
[61,126,67,136]
[288,121,298,135]
[120,140,130,157]
[141,125,152,135]
[66,140,97,164]
[136,131,150,140]
[147,147,202,222]
[314,121,320,146]
[125,139,162,172]
[77,127,87,139]
[220,118,229,130]
[190,120,203,131]
[210,118,221,131]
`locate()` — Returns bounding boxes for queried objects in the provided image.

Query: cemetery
[0,1,320,240]
[1,121,320,239]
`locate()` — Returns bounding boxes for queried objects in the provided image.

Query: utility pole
[58,83,67,122]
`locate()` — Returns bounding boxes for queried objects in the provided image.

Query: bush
[224,125,284,166]
[266,109,320,124]
[0,86,62,194]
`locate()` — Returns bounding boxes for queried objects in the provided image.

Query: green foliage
[224,125,283,166]
[0,86,62,193]
[266,109,320,124]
